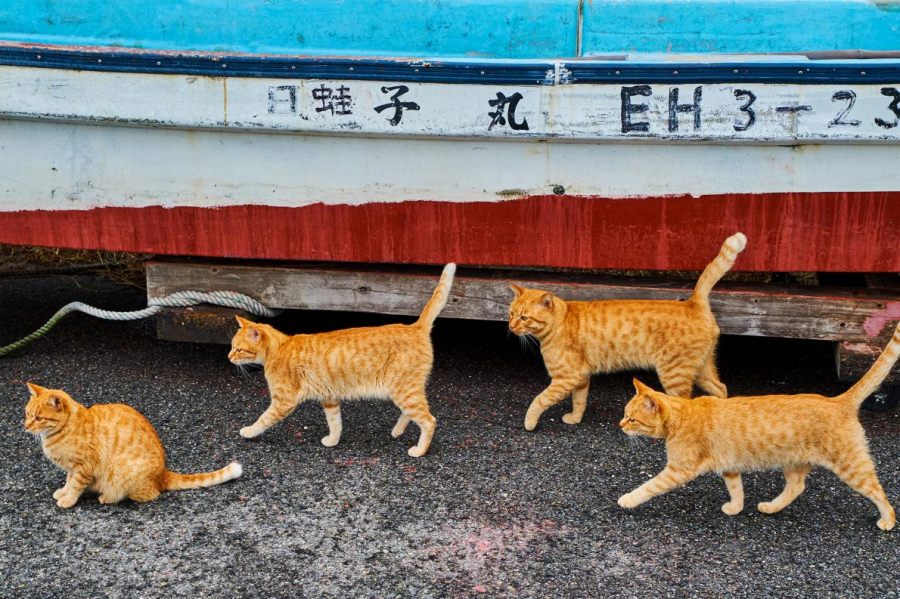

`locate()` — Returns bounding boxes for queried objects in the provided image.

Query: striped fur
[229,263,455,457]
[619,322,900,531]
[508,233,746,432]
[23,384,241,507]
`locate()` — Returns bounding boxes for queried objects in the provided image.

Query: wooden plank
[146,260,900,343]
[836,333,900,384]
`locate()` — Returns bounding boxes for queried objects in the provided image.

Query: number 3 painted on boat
[875,87,900,129]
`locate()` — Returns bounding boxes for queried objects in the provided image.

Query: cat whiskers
[234,363,259,379]
[521,333,540,354]
[626,434,648,448]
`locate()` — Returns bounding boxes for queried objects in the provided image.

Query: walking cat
[24,384,241,507]
[508,233,746,431]
[229,263,456,457]
[618,322,900,531]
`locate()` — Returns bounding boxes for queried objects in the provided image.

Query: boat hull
[1,43,898,272]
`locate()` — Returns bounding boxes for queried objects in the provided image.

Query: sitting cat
[229,263,456,457]
[24,383,241,508]
[618,322,899,531]
[508,233,746,431]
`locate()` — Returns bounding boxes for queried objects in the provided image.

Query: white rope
[1,291,280,356]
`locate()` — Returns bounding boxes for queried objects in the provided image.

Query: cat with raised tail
[23,384,242,508]
[618,322,900,531]
[508,233,747,432]
[229,263,456,457]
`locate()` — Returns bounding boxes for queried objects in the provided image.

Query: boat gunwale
[1,42,900,85]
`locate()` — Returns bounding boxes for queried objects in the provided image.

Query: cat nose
[618,419,627,428]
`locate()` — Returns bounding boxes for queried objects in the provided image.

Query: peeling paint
[863,301,900,339]
[1,65,899,142]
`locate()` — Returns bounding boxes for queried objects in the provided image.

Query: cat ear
[235,315,249,328]
[26,382,45,398]
[245,324,262,343]
[632,378,651,394]
[48,395,63,410]
[642,396,658,413]
[509,284,525,298]
[539,293,554,310]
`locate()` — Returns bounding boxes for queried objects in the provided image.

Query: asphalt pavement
[0,274,897,598]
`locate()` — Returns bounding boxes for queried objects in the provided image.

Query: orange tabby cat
[229,263,455,457]
[24,383,242,508]
[508,232,746,431]
[618,322,900,531]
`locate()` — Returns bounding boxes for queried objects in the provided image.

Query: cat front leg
[320,399,342,447]
[617,464,698,509]
[721,472,744,515]
[524,378,580,431]
[240,390,300,439]
[391,413,411,438]
[562,382,589,425]
[53,471,73,500]
[56,466,92,509]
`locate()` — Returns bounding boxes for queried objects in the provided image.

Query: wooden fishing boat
[1,1,898,386]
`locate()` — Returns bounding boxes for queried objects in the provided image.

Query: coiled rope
[0,291,280,357]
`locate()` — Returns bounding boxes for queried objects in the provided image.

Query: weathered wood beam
[146,259,900,345]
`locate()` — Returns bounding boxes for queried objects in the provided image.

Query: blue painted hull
[1,1,899,59]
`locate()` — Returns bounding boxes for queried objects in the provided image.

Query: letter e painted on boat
[621,85,652,133]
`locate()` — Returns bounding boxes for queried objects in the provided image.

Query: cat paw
[523,416,539,431]
[52,487,66,500]
[617,492,641,509]
[320,435,340,447]
[390,425,407,438]
[239,426,258,439]
[561,412,582,425]
[757,501,779,514]
[407,445,428,458]
[56,494,78,509]
[98,494,116,505]
[721,501,744,516]
[877,516,895,531]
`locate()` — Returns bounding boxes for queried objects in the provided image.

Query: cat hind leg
[392,389,436,458]
[127,483,161,503]
[828,454,895,531]
[758,464,811,515]
[657,364,697,399]
[697,354,728,398]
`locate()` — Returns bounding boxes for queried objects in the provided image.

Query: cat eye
[520,316,529,322]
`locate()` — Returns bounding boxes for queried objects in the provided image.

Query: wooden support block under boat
[146,260,900,365]
[155,306,255,346]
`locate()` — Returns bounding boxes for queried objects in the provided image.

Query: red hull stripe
[0,193,897,272]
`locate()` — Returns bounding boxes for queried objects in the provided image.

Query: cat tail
[162,462,243,491]
[838,322,900,407]
[690,233,747,304]
[415,263,457,330]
